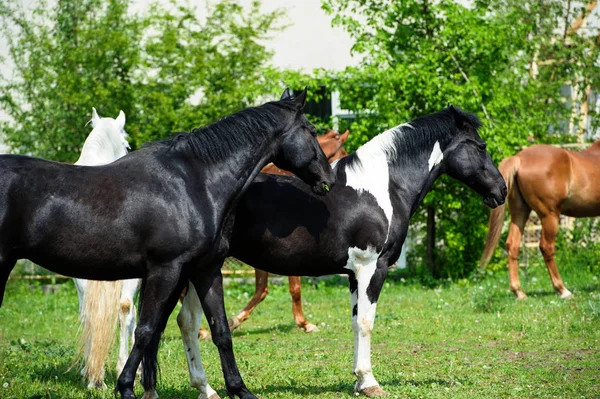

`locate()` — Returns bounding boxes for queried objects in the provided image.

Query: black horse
[0,89,335,399]
[175,106,508,398]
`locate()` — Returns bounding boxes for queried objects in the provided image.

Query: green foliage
[0,0,284,161]
[321,0,600,278]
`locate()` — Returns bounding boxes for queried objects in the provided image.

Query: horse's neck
[77,129,124,165]
[388,150,444,218]
[202,143,273,257]
[341,127,445,223]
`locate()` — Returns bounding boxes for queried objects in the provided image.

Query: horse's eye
[478,143,486,151]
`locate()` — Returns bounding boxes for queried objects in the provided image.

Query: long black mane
[145,100,297,164]
[337,106,481,170]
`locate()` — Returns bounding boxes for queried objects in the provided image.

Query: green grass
[1,263,599,399]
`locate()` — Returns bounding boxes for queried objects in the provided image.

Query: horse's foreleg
[117,279,141,376]
[193,268,257,399]
[228,269,269,331]
[348,255,388,397]
[506,196,530,300]
[289,276,318,333]
[540,215,572,299]
[177,283,221,399]
[116,265,184,399]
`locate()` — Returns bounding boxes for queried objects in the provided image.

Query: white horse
[73,108,141,389]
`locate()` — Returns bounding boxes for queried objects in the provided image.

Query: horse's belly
[23,245,146,281]
[561,198,600,218]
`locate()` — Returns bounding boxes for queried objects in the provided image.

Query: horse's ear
[280,88,292,100]
[294,87,308,109]
[449,105,466,130]
[340,129,350,141]
[116,110,126,129]
[91,107,100,128]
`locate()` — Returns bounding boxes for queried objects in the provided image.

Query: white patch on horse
[428,141,443,171]
[344,128,400,236]
[344,246,381,391]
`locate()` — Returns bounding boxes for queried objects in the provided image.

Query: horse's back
[515,145,600,217]
[0,153,209,277]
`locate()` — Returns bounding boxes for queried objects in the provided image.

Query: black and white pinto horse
[0,89,335,399]
[173,106,507,399]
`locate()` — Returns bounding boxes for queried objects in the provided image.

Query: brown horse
[196,129,349,339]
[480,140,600,299]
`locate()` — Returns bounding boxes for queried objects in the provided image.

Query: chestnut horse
[480,140,600,299]
[227,129,350,334]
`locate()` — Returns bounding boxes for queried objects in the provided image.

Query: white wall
[244,0,357,72]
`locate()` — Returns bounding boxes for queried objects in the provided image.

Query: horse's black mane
[391,106,481,159]
[145,100,297,164]
[338,106,481,170]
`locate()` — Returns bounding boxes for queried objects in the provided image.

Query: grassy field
[1,263,599,399]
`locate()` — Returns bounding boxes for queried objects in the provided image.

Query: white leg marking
[345,246,381,392]
[73,278,89,376]
[117,279,141,376]
[428,141,443,171]
[177,284,218,399]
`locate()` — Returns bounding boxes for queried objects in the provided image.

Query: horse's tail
[78,280,122,388]
[479,155,521,270]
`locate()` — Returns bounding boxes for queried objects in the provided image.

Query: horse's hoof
[141,390,159,399]
[141,391,159,399]
[514,292,527,300]
[198,328,211,340]
[560,290,574,299]
[303,323,319,333]
[120,391,137,399]
[207,393,222,399]
[87,380,107,390]
[228,316,241,331]
[360,385,388,397]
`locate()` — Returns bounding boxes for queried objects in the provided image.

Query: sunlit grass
[1,263,599,398]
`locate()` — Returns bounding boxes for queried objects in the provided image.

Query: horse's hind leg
[0,254,16,307]
[539,214,572,299]
[192,267,257,399]
[116,264,184,399]
[506,190,531,300]
[177,283,221,399]
[228,269,269,332]
[289,276,318,333]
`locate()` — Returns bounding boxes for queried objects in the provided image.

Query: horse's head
[442,106,507,208]
[318,129,350,163]
[89,108,130,157]
[273,88,336,195]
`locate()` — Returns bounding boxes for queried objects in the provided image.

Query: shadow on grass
[258,380,355,396]
[233,323,296,336]
[257,376,470,396]
[525,282,600,297]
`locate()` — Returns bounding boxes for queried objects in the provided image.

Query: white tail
[78,280,123,388]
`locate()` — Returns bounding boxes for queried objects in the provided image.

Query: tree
[0,0,284,161]
[321,0,600,277]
